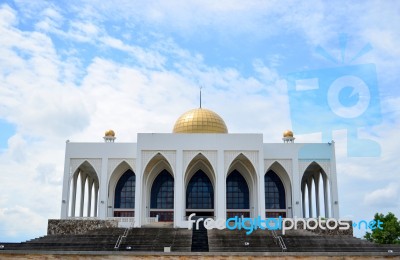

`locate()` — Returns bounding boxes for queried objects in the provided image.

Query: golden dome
[105,129,115,137]
[283,130,294,138]
[173,108,228,134]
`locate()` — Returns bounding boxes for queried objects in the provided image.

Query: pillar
[94,183,99,217]
[87,178,93,217]
[216,150,226,220]
[314,175,320,217]
[174,149,184,227]
[323,175,329,217]
[98,158,108,219]
[71,173,78,217]
[301,183,306,218]
[307,179,313,218]
[60,147,71,219]
[79,174,86,217]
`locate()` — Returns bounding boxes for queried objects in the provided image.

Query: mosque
[60,107,340,228]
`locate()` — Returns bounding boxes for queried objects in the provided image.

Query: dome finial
[283,130,295,143]
[104,129,116,142]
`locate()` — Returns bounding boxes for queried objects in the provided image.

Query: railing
[67,217,99,220]
[146,215,159,223]
[107,217,135,228]
[271,230,287,252]
[114,222,132,249]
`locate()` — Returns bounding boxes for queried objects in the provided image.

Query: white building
[60,108,339,228]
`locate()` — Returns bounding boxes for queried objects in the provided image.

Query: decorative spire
[199,86,202,108]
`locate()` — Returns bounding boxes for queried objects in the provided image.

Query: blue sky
[0,0,399,242]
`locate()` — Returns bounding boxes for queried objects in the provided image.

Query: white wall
[60,134,339,224]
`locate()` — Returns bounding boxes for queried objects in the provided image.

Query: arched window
[150,170,174,209]
[226,170,249,209]
[265,170,285,209]
[114,170,136,208]
[186,170,214,209]
[150,170,174,221]
[113,169,135,217]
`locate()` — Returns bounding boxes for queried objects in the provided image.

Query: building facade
[60,108,340,228]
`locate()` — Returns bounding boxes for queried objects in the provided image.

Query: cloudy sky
[0,0,399,242]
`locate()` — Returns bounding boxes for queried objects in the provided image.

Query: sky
[0,0,399,242]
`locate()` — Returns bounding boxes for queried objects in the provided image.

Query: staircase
[120,228,192,251]
[191,221,209,252]
[208,229,282,252]
[1,226,399,253]
[0,227,192,252]
[1,227,125,251]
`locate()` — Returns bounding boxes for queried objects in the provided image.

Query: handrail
[114,236,123,249]
[271,230,287,252]
[114,223,132,249]
[277,236,287,251]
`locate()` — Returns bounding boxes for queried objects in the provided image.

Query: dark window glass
[226,170,249,209]
[265,170,286,209]
[265,212,286,218]
[227,211,250,218]
[114,211,135,217]
[150,170,174,209]
[114,170,136,208]
[186,170,214,209]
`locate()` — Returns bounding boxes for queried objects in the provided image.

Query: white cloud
[0,4,17,27]
[364,183,399,208]
[0,206,48,241]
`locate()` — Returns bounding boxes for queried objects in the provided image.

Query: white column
[87,178,93,217]
[98,158,108,219]
[307,179,313,218]
[216,149,226,219]
[174,149,184,227]
[301,183,306,218]
[71,173,78,217]
[258,153,265,218]
[292,159,301,218]
[134,150,142,227]
[314,175,320,217]
[323,175,329,217]
[330,141,340,218]
[80,174,87,217]
[94,183,99,217]
[60,145,71,219]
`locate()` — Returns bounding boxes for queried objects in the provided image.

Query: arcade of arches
[68,159,332,221]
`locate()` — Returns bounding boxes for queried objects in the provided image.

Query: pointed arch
[142,151,176,175]
[226,153,258,218]
[301,161,330,218]
[183,151,217,177]
[142,153,175,222]
[69,160,99,218]
[265,161,292,218]
[184,153,216,217]
[144,153,174,178]
[265,170,286,217]
[108,161,135,217]
[184,153,216,188]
